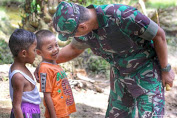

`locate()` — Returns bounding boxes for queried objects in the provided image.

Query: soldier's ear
[77,23,88,32]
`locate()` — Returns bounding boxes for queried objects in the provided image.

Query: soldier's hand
[161,69,175,88]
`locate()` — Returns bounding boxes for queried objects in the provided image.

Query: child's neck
[14,58,26,66]
[11,59,28,72]
[42,59,57,65]
[12,58,34,80]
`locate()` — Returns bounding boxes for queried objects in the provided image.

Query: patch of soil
[0,58,177,118]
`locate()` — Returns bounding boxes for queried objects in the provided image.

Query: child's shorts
[10,102,40,118]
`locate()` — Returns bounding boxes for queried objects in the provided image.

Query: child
[8,29,41,118]
[35,30,76,118]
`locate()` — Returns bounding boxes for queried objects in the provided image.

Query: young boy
[35,30,76,118]
[8,29,41,118]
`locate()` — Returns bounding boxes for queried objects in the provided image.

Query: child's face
[26,39,37,64]
[39,36,59,63]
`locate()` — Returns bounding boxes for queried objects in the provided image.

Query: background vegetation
[0,0,176,77]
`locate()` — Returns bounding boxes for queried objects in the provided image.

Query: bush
[0,39,13,64]
[76,49,110,78]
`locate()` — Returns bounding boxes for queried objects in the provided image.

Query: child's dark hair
[9,29,36,57]
[35,30,54,49]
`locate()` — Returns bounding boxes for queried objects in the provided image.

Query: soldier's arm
[56,38,90,63]
[153,26,175,87]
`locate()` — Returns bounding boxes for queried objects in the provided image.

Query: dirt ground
[0,48,177,118]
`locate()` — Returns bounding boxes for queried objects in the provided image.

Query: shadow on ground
[0,103,105,118]
[71,103,105,118]
[0,107,11,118]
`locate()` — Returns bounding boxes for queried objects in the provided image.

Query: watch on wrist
[161,63,171,72]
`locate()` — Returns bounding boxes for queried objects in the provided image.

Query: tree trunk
[21,0,60,32]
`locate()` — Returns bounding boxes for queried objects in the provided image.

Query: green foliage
[37,4,41,14]
[0,40,13,64]
[30,0,36,13]
[66,0,176,8]
[2,76,8,81]
[84,49,110,77]
[83,0,108,6]
[88,56,110,73]
[0,0,25,6]
[146,0,177,9]
[86,49,109,73]
[71,48,110,78]
[166,36,177,47]
[65,0,107,6]
[67,0,138,6]
[87,56,110,79]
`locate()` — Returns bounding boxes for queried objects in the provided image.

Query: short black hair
[8,29,36,57]
[78,5,90,24]
[35,30,54,49]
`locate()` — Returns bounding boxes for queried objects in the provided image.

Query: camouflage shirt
[75,4,159,76]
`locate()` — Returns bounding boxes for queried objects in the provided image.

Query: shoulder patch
[40,73,47,92]
[71,38,90,49]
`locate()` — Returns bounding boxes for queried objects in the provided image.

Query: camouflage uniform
[53,2,165,118]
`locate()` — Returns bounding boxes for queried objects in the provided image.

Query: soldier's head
[53,1,95,41]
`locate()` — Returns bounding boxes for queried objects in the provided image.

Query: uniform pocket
[106,25,135,56]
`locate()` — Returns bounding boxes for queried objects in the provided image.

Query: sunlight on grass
[5,7,22,21]
[0,6,21,28]
[0,7,7,20]
[147,0,177,8]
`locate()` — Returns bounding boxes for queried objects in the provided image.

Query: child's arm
[44,92,57,118]
[34,63,41,83]
[11,73,25,118]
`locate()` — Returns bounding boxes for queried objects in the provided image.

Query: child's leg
[10,111,25,118]
[10,111,15,118]
[136,88,165,118]
[21,102,40,118]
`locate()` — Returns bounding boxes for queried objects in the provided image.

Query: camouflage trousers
[106,61,165,118]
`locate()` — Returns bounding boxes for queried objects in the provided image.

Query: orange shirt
[38,62,76,118]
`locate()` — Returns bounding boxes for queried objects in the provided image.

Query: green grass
[146,0,177,9]
[0,6,22,27]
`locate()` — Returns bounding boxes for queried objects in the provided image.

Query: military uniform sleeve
[138,18,158,40]
[119,6,158,40]
[71,37,90,49]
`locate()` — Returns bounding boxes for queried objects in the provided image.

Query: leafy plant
[146,0,177,8]
[0,40,13,64]
[30,0,36,13]
[82,49,110,77]
[88,56,110,73]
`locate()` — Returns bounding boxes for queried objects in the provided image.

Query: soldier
[52,1,175,118]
